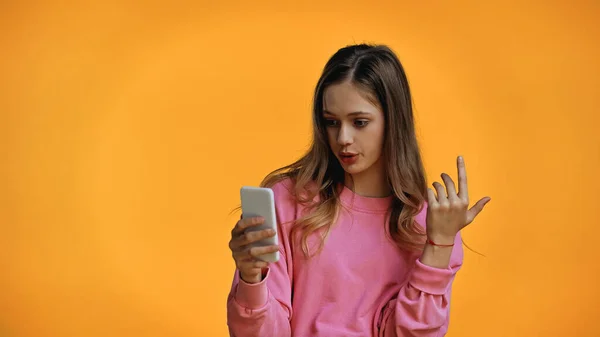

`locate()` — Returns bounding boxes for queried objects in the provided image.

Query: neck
[344,161,390,198]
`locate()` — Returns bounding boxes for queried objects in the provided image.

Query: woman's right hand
[229,216,279,284]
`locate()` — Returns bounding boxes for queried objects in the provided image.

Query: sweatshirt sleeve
[377,203,464,337]
[226,181,297,337]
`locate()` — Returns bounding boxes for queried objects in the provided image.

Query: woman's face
[322,80,386,179]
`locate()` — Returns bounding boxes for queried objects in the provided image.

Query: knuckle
[450,202,461,210]
[251,231,261,241]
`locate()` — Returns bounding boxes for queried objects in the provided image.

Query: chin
[344,166,362,175]
[339,162,367,175]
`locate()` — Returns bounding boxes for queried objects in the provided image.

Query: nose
[336,123,354,147]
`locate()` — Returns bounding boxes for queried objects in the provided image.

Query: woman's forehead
[322,82,381,116]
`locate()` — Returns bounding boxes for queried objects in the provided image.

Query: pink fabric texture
[227,179,463,337]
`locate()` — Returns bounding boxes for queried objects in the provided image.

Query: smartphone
[240,186,280,263]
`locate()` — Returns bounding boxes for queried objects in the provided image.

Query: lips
[339,152,358,164]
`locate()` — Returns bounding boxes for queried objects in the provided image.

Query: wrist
[420,239,454,269]
[426,233,456,246]
[239,268,268,284]
[240,272,262,284]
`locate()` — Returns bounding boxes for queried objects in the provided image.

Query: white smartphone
[240,186,280,263]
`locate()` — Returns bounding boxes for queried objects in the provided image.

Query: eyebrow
[322,110,373,117]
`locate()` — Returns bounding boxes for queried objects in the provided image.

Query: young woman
[226,43,491,337]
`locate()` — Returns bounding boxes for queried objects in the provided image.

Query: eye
[324,119,339,127]
[354,119,369,128]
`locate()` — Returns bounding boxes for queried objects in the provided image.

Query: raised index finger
[457,156,469,201]
[231,216,265,236]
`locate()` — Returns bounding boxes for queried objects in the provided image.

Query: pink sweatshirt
[227,179,463,337]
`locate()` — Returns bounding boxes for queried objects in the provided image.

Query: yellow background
[2,1,599,336]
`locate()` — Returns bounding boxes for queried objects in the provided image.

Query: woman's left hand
[426,156,491,245]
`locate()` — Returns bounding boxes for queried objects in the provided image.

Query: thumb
[464,197,491,227]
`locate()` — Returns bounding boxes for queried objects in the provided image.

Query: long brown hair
[261,43,428,258]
